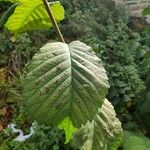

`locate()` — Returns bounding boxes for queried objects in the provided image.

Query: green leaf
[22,41,109,127]
[123,94,131,102]
[142,7,150,16]
[123,131,150,150]
[144,25,150,33]
[0,0,19,3]
[72,99,123,150]
[0,3,20,29]
[58,117,77,143]
[0,144,10,150]
[5,0,64,34]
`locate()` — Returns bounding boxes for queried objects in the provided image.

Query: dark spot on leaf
[55,102,62,109]
[52,52,57,56]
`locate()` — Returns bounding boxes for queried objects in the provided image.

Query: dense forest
[0,0,150,150]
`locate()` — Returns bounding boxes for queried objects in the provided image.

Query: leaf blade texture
[72,99,123,150]
[5,0,64,34]
[22,41,109,127]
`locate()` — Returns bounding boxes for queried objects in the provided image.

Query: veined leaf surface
[5,0,64,34]
[72,99,123,150]
[22,41,109,127]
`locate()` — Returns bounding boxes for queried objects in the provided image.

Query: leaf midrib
[67,44,74,121]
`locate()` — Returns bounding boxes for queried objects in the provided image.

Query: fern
[3,0,64,34]
[22,41,109,128]
[72,99,123,150]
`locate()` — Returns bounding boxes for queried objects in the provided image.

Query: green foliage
[123,131,150,150]
[1,0,141,149]
[60,0,146,126]
[72,99,123,150]
[93,23,145,124]
[1,0,64,34]
[139,50,150,130]
[133,30,150,131]
[0,3,19,29]
[142,7,150,16]
[0,31,41,73]
[106,32,146,130]
[0,31,76,150]
[0,0,19,2]
[58,117,77,144]
[142,7,150,33]
[22,41,109,128]
[0,123,75,150]
[60,0,128,41]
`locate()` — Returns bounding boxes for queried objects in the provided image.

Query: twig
[42,0,65,43]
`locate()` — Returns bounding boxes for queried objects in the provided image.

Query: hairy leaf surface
[5,0,64,34]
[22,41,109,127]
[72,99,123,150]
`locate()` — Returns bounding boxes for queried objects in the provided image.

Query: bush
[60,0,129,41]
[0,123,75,150]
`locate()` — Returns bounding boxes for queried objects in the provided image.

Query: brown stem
[42,0,65,43]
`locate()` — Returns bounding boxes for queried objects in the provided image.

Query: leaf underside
[22,41,109,127]
[72,99,123,150]
[5,0,64,34]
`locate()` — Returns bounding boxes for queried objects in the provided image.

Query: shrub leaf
[58,117,77,143]
[72,99,123,150]
[22,41,109,127]
[5,0,64,34]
